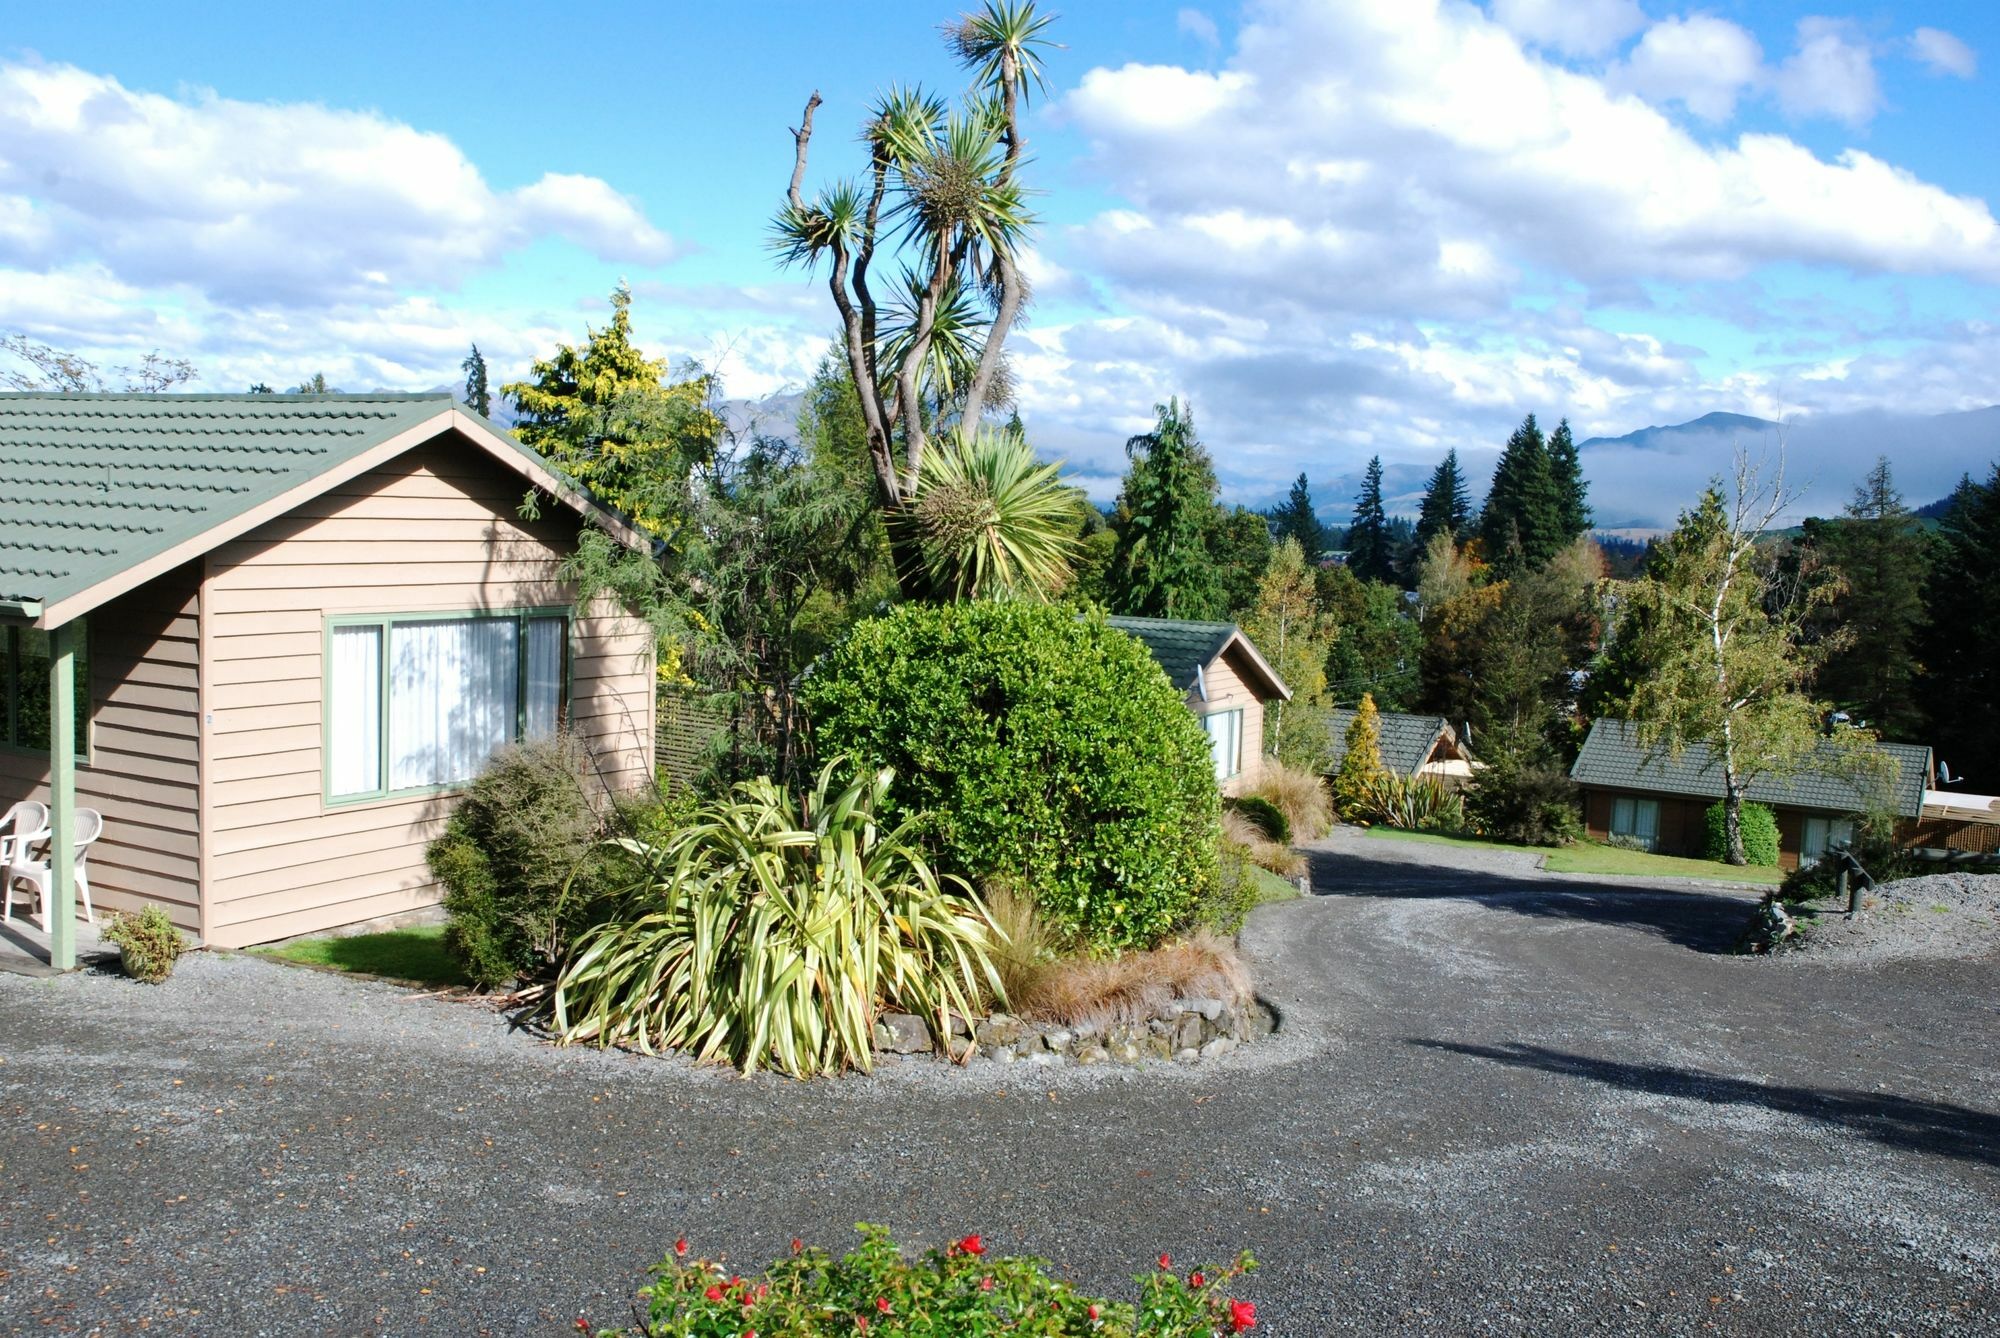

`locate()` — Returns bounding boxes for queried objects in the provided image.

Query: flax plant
[551,762,1003,1077]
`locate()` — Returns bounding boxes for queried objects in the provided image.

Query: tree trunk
[1723,776,1747,865]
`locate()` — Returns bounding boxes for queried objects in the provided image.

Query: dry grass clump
[1005,929,1252,1031]
[1251,760,1333,840]
[1222,808,1307,879]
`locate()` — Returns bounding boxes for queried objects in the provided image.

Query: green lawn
[253,924,470,987]
[1362,825,1782,886]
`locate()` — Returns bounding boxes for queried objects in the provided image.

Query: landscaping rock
[1182,996,1227,1021]
[876,1012,933,1054]
[1076,1045,1110,1066]
[1199,1036,1238,1060]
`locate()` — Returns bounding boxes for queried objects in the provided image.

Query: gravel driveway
[3,829,1995,1336]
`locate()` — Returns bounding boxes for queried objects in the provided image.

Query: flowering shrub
[592,1225,1257,1337]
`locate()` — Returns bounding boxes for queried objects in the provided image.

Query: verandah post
[48,620,77,971]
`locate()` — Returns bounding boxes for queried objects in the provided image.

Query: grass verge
[253,924,469,987]
[1360,825,1782,885]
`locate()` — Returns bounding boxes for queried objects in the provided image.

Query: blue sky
[5,1,1998,524]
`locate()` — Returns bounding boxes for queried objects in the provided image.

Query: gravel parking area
[2,828,1995,1335]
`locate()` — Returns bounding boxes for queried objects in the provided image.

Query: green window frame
[1,622,90,761]
[323,607,570,805]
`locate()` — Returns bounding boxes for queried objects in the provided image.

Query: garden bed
[875,993,1279,1068]
[1766,872,2000,963]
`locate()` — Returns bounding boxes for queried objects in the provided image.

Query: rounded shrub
[1703,801,1780,867]
[1226,795,1291,845]
[800,602,1221,952]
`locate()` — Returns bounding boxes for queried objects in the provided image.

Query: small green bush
[1353,771,1467,833]
[1702,801,1780,867]
[1465,753,1583,846]
[801,603,1221,953]
[429,733,685,989]
[102,904,186,983]
[597,1226,1259,1337]
[1226,796,1290,844]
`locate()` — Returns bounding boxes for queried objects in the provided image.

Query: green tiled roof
[1570,719,1931,819]
[1328,709,1453,776]
[0,392,545,617]
[1105,616,1239,693]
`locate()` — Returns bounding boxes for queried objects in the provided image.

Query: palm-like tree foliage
[913,427,1079,601]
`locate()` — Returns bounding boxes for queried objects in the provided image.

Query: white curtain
[1205,710,1240,781]
[328,625,383,797]
[524,618,564,740]
[388,618,518,790]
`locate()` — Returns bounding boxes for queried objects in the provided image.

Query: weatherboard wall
[198,436,655,949]
[1195,645,1266,798]
[0,563,205,930]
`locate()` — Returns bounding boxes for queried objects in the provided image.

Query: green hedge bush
[1464,752,1583,846]
[800,603,1221,952]
[1226,795,1291,844]
[1702,801,1780,867]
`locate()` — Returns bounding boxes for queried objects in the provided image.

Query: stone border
[874,995,1278,1067]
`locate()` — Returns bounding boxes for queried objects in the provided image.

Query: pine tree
[1272,472,1325,558]
[1548,418,1591,543]
[1919,463,2000,770]
[1815,458,1930,738]
[461,344,492,417]
[1334,692,1390,818]
[1480,414,1563,573]
[1412,449,1472,556]
[1107,398,1226,619]
[1347,455,1396,583]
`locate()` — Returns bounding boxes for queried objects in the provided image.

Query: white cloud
[1611,15,1765,122]
[0,60,677,308]
[1490,0,1646,59]
[1773,17,1881,127]
[1177,8,1221,48]
[1909,27,1977,79]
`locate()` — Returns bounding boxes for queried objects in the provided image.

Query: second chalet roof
[0,392,641,626]
[1329,708,1459,775]
[1106,616,1291,701]
[1570,719,1932,819]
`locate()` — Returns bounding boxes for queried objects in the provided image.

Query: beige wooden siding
[0,563,204,932]
[200,435,654,949]
[1192,648,1267,798]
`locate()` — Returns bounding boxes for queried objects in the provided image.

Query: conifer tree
[1815,458,1930,737]
[1272,472,1325,558]
[1346,455,1396,583]
[1480,414,1563,573]
[1107,398,1226,619]
[1548,418,1591,543]
[1333,692,1389,818]
[1919,463,2000,769]
[1412,449,1472,556]
[461,344,492,418]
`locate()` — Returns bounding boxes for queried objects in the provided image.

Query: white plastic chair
[0,801,47,870]
[4,805,98,926]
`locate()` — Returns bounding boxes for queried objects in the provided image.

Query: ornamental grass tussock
[590,1226,1258,1337]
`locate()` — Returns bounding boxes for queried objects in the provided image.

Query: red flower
[1158,1253,1172,1270]
[1228,1298,1257,1332]
[877,1297,893,1314]
[1190,1271,1206,1289]
[574,1321,590,1333]
[1088,1304,1101,1321]
[958,1234,986,1257]
[675,1237,689,1257]
[980,1276,995,1292]
[856,1320,868,1333]
[704,1285,725,1302]
[790,1238,804,1253]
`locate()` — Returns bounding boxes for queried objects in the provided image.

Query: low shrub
[1221,808,1306,880]
[429,734,683,989]
[597,1226,1258,1337]
[102,904,186,983]
[551,762,1003,1078]
[1464,753,1583,846]
[801,602,1221,952]
[1226,795,1290,844]
[1248,760,1333,840]
[1702,801,1780,867]
[1352,771,1466,833]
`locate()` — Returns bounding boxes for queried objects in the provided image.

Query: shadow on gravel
[1307,845,1751,954]
[1411,1039,2000,1169]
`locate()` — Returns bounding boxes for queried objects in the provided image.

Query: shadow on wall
[1408,1038,2000,1170]
[1304,841,1756,955]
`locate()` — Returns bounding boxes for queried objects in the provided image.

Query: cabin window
[326,610,568,801]
[1204,707,1244,782]
[1610,795,1660,850]
[1799,816,1856,868]
[1,623,89,757]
